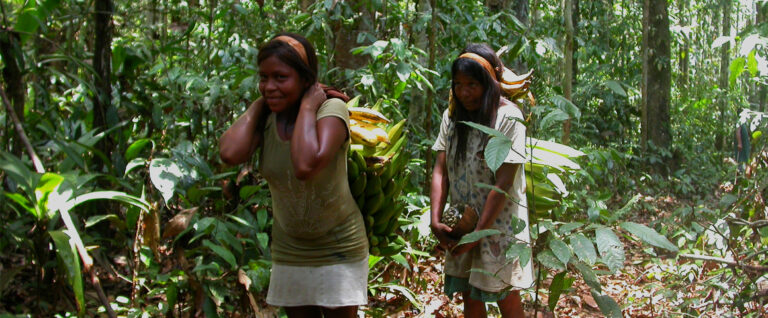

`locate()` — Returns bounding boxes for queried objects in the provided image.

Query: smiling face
[453,72,485,112]
[258,55,308,114]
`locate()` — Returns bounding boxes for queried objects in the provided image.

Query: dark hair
[255,33,317,130]
[450,43,502,163]
[257,32,318,84]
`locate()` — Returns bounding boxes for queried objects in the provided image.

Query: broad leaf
[485,137,513,172]
[570,233,598,265]
[549,239,572,266]
[203,240,238,270]
[574,262,601,292]
[550,95,581,120]
[620,222,678,252]
[729,57,746,88]
[558,222,583,235]
[595,227,625,273]
[125,139,153,161]
[604,80,627,97]
[539,108,570,130]
[49,230,84,316]
[149,158,184,204]
[456,229,502,246]
[460,121,508,139]
[528,138,585,158]
[505,243,531,268]
[591,290,623,318]
[537,250,565,271]
[548,272,574,311]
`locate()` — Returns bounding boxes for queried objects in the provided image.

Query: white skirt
[266,257,369,307]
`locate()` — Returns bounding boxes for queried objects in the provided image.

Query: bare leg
[321,305,358,318]
[285,306,323,318]
[498,290,525,318]
[462,291,487,318]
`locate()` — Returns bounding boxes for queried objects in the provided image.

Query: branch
[0,85,44,173]
[679,253,768,274]
[726,217,768,229]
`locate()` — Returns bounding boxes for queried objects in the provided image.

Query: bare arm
[430,151,455,249]
[290,83,347,180]
[219,98,266,165]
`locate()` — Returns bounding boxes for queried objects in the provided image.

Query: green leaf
[548,272,573,311]
[550,95,580,120]
[590,290,623,318]
[528,138,585,158]
[558,222,583,235]
[149,158,183,204]
[604,80,627,97]
[747,50,758,77]
[570,234,598,265]
[456,229,502,246]
[485,137,513,172]
[539,108,570,130]
[395,61,412,82]
[203,240,237,270]
[574,262,601,292]
[125,139,153,161]
[85,214,120,228]
[729,57,746,88]
[549,239,572,266]
[459,121,507,138]
[537,250,565,271]
[345,95,361,108]
[49,230,84,316]
[619,222,678,252]
[505,243,531,268]
[595,227,625,273]
[391,254,409,270]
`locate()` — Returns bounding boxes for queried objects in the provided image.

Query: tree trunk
[425,0,437,194]
[641,0,672,164]
[331,0,372,87]
[0,31,25,157]
[561,0,574,145]
[678,0,689,101]
[717,0,731,150]
[93,0,114,170]
[758,2,767,112]
[512,0,529,72]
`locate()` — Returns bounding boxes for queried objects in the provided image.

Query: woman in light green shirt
[220,33,368,318]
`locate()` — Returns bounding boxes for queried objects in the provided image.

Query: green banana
[365,174,382,197]
[350,171,367,198]
[364,192,385,215]
[348,158,359,180]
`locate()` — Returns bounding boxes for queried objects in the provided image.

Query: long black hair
[450,43,503,163]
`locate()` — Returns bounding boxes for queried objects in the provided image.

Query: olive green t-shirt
[259,98,368,266]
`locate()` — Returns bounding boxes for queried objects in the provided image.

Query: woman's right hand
[431,222,456,250]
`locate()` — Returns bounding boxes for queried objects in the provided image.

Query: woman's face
[258,55,308,113]
[453,72,484,111]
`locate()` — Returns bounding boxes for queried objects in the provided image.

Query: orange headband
[274,35,309,66]
[459,53,497,81]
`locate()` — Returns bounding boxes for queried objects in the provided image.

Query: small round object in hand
[440,204,478,239]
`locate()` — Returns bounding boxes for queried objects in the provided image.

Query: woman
[219,33,368,318]
[430,43,533,317]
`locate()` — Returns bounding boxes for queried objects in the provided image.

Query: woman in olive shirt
[219,33,368,318]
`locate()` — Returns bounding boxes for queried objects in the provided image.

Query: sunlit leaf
[595,227,625,273]
[456,229,501,246]
[604,80,627,97]
[548,272,573,310]
[549,239,572,266]
[505,243,531,268]
[537,250,565,271]
[125,139,153,161]
[591,290,623,318]
[575,262,601,292]
[570,233,597,265]
[149,158,183,204]
[620,222,678,252]
[49,230,84,316]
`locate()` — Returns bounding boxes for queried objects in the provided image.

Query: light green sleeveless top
[259,98,368,266]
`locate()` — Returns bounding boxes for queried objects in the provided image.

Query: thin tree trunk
[641,0,672,166]
[425,0,437,193]
[93,0,114,170]
[758,2,767,111]
[717,0,731,151]
[678,0,689,101]
[331,0,371,87]
[0,31,25,157]
[561,0,574,145]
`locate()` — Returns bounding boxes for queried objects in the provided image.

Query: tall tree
[641,0,672,158]
[562,0,574,145]
[717,0,731,150]
[93,0,115,170]
[331,0,373,88]
[678,0,690,101]
[0,31,25,157]
[757,1,767,112]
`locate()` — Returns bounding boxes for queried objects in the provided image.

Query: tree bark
[641,0,672,163]
[93,0,115,170]
[331,0,372,87]
[561,0,574,145]
[425,0,437,194]
[717,0,731,151]
[0,30,25,157]
[678,0,689,101]
[758,2,767,112]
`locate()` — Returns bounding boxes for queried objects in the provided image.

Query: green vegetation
[0,0,766,317]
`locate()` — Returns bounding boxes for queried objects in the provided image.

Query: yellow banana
[349,107,390,124]
[350,123,379,147]
[351,119,389,144]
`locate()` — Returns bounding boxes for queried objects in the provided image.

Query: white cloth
[266,257,369,307]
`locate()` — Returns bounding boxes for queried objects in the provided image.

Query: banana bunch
[523,138,584,219]
[346,100,411,257]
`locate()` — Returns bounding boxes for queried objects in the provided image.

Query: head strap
[459,52,497,81]
[274,35,309,66]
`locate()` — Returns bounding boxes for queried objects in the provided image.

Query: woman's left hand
[451,239,480,256]
[301,83,327,112]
